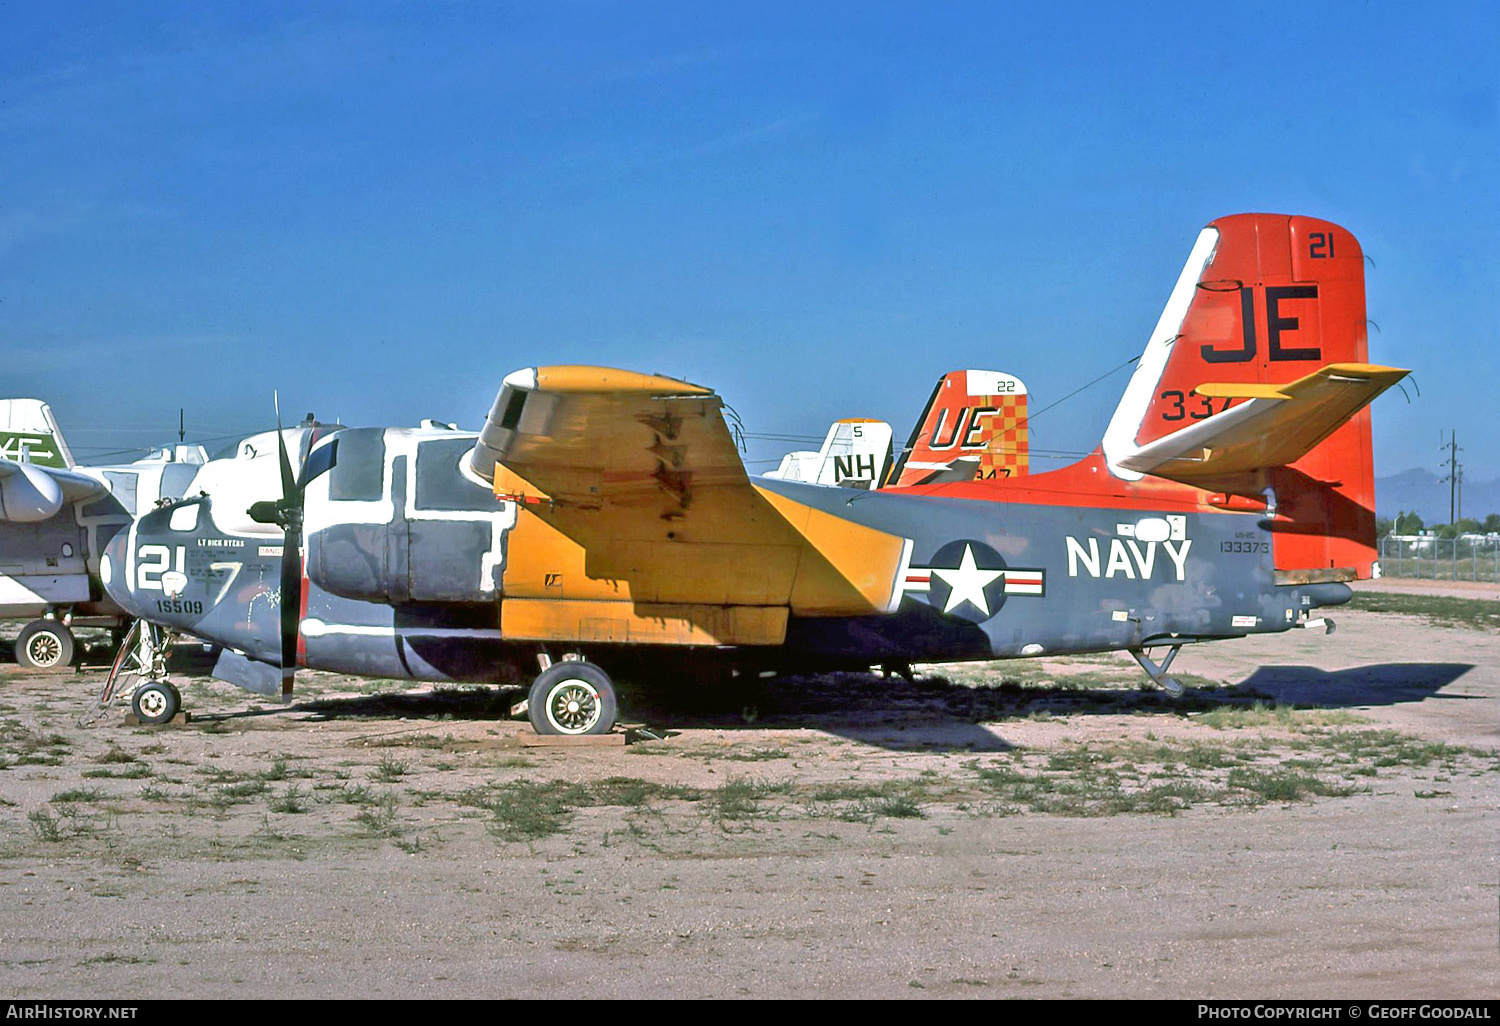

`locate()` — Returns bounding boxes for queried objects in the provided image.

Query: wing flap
[1118,363,1408,480]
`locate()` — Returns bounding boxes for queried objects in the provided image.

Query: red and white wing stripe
[1002,570,1044,595]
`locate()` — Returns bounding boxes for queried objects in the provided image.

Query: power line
[1439,430,1463,525]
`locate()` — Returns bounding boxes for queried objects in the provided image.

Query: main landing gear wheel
[16,620,76,669]
[528,662,618,736]
[131,681,182,725]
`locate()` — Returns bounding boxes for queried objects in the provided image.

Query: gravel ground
[1352,577,1500,601]
[0,598,1495,999]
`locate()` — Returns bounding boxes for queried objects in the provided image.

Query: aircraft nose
[100,529,136,612]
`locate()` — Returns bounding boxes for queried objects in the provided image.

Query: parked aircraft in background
[98,214,1405,739]
[764,419,893,489]
[0,399,207,668]
[767,370,1031,491]
[887,370,1030,486]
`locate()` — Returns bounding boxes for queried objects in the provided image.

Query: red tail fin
[888,370,1030,487]
[1103,214,1405,579]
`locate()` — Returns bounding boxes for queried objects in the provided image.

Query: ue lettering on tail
[888,370,1030,487]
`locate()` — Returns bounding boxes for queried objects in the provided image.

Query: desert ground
[0,589,1496,1000]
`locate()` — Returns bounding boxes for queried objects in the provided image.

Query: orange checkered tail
[886,371,1030,488]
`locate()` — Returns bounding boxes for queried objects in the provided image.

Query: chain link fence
[1379,536,1500,582]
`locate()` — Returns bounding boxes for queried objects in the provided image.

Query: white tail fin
[0,399,74,468]
[765,419,893,489]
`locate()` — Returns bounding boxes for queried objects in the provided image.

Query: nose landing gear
[79,620,179,727]
[130,680,183,725]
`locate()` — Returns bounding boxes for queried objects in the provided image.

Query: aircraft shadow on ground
[1227,662,1476,709]
[187,686,526,725]
[181,661,1475,754]
[621,662,1478,752]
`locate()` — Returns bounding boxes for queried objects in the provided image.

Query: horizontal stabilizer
[1117,363,1408,481]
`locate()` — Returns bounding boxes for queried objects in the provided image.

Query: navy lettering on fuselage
[1065,516,1193,582]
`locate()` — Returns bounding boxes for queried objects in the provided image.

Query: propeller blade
[254,397,337,698]
[280,521,301,699]
[266,393,305,699]
[274,392,297,505]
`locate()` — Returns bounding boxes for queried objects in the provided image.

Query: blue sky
[4,1,1495,479]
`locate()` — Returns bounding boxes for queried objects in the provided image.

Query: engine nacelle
[303,427,513,606]
[0,462,64,522]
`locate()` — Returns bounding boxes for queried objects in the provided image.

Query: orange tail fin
[888,370,1030,487]
[1102,214,1406,579]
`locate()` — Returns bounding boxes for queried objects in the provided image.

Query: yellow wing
[470,366,911,626]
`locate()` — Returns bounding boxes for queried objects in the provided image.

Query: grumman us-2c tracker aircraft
[95,213,1406,736]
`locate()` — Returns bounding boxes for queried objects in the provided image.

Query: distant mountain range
[1375,469,1500,524]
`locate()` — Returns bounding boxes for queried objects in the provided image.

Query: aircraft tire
[16,620,76,669]
[131,681,181,726]
[528,662,617,736]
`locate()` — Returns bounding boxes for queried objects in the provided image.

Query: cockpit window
[168,503,200,532]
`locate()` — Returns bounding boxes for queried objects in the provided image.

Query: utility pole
[1439,430,1462,525]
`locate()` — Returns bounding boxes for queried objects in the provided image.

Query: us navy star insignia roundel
[899,540,1045,621]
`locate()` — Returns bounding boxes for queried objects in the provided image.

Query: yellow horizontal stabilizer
[1193,382,1290,400]
[1120,363,1409,480]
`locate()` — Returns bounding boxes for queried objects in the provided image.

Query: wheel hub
[27,634,61,667]
[548,682,600,733]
